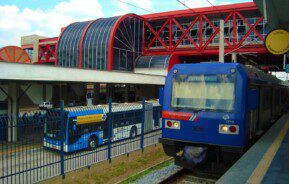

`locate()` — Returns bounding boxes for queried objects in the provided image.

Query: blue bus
[44,101,161,152]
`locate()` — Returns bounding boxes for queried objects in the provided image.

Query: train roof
[244,65,288,86]
[170,62,288,87]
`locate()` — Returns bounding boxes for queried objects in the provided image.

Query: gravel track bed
[132,163,182,184]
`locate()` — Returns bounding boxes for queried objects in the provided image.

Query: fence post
[140,97,145,152]
[107,98,112,163]
[59,100,65,179]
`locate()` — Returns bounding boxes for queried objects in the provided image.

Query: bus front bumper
[43,137,68,152]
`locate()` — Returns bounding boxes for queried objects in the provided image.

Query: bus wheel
[130,126,137,139]
[88,136,98,150]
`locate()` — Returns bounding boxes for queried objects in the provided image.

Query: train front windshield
[171,74,235,112]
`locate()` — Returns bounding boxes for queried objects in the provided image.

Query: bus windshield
[171,74,236,112]
[45,121,66,139]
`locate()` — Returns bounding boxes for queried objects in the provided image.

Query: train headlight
[221,125,229,132]
[173,122,179,128]
[219,124,239,134]
[165,120,180,129]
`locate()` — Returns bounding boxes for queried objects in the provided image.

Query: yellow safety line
[247,120,289,184]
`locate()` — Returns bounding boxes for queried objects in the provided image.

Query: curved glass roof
[113,16,144,71]
[135,55,171,69]
[57,21,90,67]
[82,17,119,70]
[57,15,144,71]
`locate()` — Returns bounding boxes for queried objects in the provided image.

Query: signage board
[77,114,106,124]
[265,29,289,55]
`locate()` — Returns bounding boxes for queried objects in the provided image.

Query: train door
[258,86,272,132]
[272,88,281,118]
[247,86,260,139]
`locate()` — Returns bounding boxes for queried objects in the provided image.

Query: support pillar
[59,84,62,102]
[232,53,237,62]
[219,20,225,63]
[93,83,100,105]
[33,41,39,63]
[8,82,18,142]
[283,54,287,70]
[43,84,46,102]
[124,84,129,103]
[106,84,112,103]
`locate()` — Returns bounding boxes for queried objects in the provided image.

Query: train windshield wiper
[192,109,205,113]
[174,107,185,111]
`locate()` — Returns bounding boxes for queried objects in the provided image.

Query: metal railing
[0,97,162,183]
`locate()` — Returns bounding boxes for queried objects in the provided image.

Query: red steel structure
[22,37,57,64]
[21,2,268,68]
[37,37,57,64]
[142,2,267,56]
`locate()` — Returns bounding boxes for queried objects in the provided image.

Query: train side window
[275,90,280,105]
[263,88,272,110]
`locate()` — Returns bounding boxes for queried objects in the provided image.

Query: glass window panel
[171,74,236,112]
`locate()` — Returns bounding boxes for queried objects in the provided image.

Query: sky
[0,0,250,47]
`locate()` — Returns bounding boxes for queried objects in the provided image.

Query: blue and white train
[159,62,289,167]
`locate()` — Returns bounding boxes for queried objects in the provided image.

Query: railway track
[160,168,220,184]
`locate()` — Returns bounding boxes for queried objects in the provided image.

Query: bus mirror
[158,87,164,106]
[249,89,259,110]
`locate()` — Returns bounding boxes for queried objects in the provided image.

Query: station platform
[217,112,289,184]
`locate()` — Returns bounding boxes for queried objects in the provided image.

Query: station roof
[142,2,257,19]
[254,0,289,30]
[0,61,165,85]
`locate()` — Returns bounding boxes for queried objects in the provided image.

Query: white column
[283,54,286,70]
[232,53,237,62]
[8,82,18,142]
[219,20,225,63]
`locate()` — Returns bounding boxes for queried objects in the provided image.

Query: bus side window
[113,121,118,128]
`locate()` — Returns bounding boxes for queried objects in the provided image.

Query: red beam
[169,17,173,50]
[145,46,267,56]
[201,12,233,50]
[145,21,169,50]
[21,44,34,49]
[172,16,200,50]
[39,37,58,43]
[236,12,264,42]
[108,14,144,70]
[235,15,264,48]
[143,2,257,20]
[232,12,237,45]
[146,19,170,49]
[199,15,203,48]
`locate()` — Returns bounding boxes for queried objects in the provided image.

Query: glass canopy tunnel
[57,14,144,71]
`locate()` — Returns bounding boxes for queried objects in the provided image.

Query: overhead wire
[176,0,196,14]
[116,0,155,13]
[204,0,226,19]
